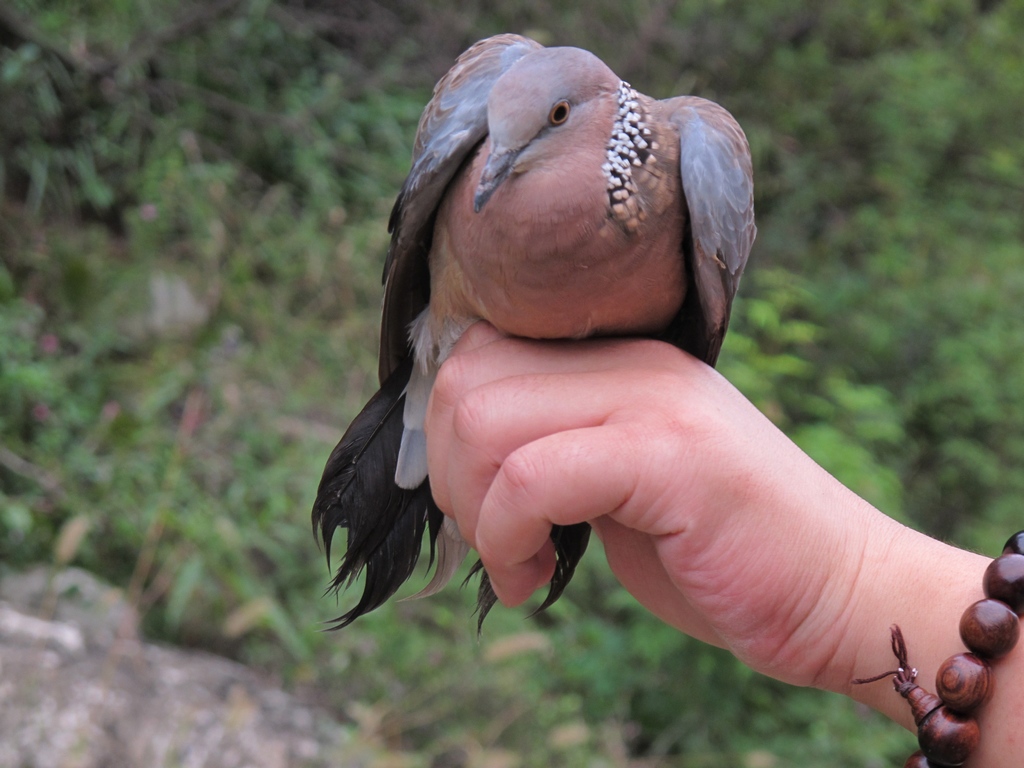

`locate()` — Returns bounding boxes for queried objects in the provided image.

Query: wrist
[834,520,989,728]
[827,520,1024,765]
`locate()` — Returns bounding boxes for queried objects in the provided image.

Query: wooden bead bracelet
[853,530,1024,767]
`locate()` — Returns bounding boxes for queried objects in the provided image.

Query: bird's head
[474,47,620,212]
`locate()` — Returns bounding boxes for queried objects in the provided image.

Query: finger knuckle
[451,386,494,448]
[433,353,473,409]
[495,447,546,510]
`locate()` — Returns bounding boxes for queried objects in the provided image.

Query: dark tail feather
[466,522,592,632]
[534,523,591,614]
[312,359,444,629]
[315,361,591,630]
[466,560,498,634]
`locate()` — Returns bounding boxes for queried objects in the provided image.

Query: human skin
[423,322,1022,765]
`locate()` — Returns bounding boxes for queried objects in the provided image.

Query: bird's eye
[548,100,571,126]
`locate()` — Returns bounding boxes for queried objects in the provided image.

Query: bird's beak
[474,146,520,212]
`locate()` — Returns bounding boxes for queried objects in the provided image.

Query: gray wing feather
[665,96,756,364]
[379,34,543,381]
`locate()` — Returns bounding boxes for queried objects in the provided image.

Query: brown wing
[378,34,543,382]
[662,96,756,366]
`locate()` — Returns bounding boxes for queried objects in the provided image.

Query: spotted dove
[313,34,756,629]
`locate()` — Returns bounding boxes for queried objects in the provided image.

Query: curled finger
[475,422,664,605]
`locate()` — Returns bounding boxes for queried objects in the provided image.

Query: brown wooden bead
[917,705,980,766]
[983,553,1024,615]
[904,684,943,727]
[935,653,991,713]
[959,598,1020,658]
[1003,530,1024,556]
[904,751,936,768]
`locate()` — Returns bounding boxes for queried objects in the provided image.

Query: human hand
[423,322,1015,762]
[424,323,881,687]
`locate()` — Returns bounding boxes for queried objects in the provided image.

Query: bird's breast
[430,137,687,341]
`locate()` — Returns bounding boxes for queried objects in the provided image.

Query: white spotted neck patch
[602,82,655,228]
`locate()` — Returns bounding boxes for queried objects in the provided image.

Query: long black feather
[464,522,592,632]
[535,523,592,614]
[312,359,444,629]
[466,560,497,632]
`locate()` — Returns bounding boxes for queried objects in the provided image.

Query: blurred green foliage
[1,0,1022,765]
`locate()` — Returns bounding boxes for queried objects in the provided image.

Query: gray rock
[0,567,369,768]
